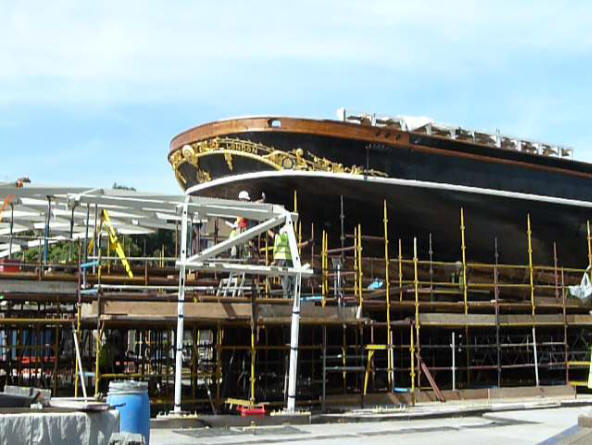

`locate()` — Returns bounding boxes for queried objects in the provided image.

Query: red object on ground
[20,356,56,365]
[238,406,266,416]
[0,259,20,273]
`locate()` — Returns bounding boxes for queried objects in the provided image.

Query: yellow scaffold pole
[358,224,363,309]
[265,235,270,298]
[88,210,134,278]
[323,230,327,302]
[102,210,134,278]
[324,231,329,307]
[398,238,403,302]
[298,221,302,255]
[587,220,592,282]
[460,207,468,315]
[413,237,419,336]
[410,322,416,406]
[383,200,393,389]
[527,214,535,315]
[413,237,420,395]
[354,226,358,301]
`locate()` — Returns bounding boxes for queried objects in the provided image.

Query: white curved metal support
[285,213,302,412]
[174,197,189,413]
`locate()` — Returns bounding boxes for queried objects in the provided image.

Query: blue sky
[2,1,591,193]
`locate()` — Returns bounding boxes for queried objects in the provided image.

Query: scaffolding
[1,185,592,414]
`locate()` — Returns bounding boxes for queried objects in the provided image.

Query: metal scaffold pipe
[285,213,303,412]
[383,200,393,390]
[587,220,592,281]
[451,331,456,391]
[174,197,189,413]
[460,207,468,315]
[413,237,420,393]
[527,214,535,315]
[532,326,539,386]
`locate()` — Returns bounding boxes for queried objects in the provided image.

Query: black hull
[171,123,592,267]
[189,171,592,267]
[179,130,592,202]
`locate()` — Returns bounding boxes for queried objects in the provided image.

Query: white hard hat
[238,190,250,201]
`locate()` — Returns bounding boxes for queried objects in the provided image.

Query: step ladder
[216,272,261,297]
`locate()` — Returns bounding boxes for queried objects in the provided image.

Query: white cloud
[1,0,592,163]
[1,0,591,105]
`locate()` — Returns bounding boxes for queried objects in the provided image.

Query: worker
[235,190,266,257]
[272,225,293,298]
[237,190,265,229]
[451,260,465,292]
[239,189,266,204]
[228,225,240,258]
[223,191,250,259]
[15,176,30,188]
[98,330,124,375]
[236,190,250,232]
[238,190,250,201]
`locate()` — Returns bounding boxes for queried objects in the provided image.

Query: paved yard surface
[151,406,592,445]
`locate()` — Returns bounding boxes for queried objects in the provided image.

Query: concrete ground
[151,405,592,445]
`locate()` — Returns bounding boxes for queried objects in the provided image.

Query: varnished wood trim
[169,117,592,181]
[170,117,408,151]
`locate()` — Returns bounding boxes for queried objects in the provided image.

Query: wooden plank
[82,301,361,324]
[416,353,446,402]
[84,301,252,320]
[567,315,592,326]
[419,313,566,327]
[500,314,564,326]
[419,313,495,327]
[0,279,78,296]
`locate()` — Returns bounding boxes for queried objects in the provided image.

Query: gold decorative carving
[196,169,211,183]
[169,137,387,184]
[169,150,184,170]
[224,151,234,171]
[174,169,187,186]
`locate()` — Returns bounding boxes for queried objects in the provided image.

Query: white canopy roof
[0,184,291,258]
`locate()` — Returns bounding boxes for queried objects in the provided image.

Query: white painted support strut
[287,272,301,412]
[174,198,189,413]
[169,196,305,414]
[72,326,88,401]
[451,331,456,391]
[532,326,539,387]
[285,213,302,412]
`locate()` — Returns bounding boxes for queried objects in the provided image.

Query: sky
[1,1,591,193]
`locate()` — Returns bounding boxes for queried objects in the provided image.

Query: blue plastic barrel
[107,380,150,444]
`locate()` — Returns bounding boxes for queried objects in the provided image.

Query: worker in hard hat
[272,225,294,298]
[228,224,240,258]
[236,190,250,232]
[234,190,266,258]
[228,190,253,259]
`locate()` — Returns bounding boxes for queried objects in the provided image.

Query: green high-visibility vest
[273,232,292,261]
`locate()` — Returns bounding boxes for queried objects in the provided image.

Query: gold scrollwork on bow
[169,137,386,183]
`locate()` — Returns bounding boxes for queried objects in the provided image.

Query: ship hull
[188,170,591,266]
[169,117,592,266]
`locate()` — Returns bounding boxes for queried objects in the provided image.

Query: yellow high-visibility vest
[273,232,292,261]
